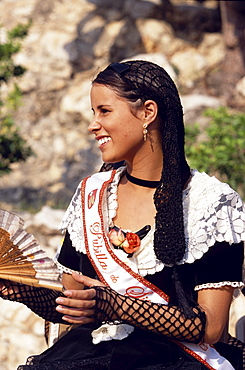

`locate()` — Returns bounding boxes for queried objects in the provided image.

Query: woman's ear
[143,100,158,125]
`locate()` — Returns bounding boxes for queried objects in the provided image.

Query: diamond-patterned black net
[93,286,206,344]
[228,335,245,369]
[0,280,63,323]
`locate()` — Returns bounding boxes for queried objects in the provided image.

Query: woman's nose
[88,118,101,133]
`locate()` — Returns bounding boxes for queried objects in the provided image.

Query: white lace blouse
[56,167,245,344]
[58,167,245,291]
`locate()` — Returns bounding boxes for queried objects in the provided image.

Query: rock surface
[0,0,244,368]
[0,0,232,211]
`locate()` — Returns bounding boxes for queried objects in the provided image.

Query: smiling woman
[0,60,244,370]
[89,83,159,166]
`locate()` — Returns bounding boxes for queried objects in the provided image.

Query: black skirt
[17,325,242,370]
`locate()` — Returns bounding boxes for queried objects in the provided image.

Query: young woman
[1,60,244,369]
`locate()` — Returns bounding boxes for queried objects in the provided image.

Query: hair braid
[96,60,190,266]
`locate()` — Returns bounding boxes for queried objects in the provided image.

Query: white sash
[81,171,235,370]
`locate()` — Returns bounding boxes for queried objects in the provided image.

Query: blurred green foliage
[0,22,33,175]
[185,107,245,198]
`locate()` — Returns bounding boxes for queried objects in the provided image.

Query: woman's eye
[101,108,109,114]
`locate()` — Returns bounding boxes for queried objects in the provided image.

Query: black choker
[126,171,160,188]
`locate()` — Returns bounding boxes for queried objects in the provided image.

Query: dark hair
[93,61,190,267]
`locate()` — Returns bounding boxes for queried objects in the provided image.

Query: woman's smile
[96,136,112,149]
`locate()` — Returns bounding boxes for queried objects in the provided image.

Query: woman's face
[89,83,146,164]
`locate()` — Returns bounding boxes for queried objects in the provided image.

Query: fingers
[56,295,96,324]
[0,280,19,295]
[55,284,97,324]
[56,294,96,309]
[61,315,94,325]
[56,303,95,323]
[56,291,96,313]
[55,273,104,325]
[0,280,6,291]
[62,285,96,300]
[71,272,105,288]
[56,305,94,316]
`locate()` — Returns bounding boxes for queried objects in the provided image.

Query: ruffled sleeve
[58,181,86,254]
[56,167,126,274]
[181,170,245,264]
[193,240,244,291]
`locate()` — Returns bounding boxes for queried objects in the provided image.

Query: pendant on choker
[126,171,160,188]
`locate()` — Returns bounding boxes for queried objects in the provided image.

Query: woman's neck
[122,126,163,188]
[125,171,160,189]
[125,156,163,184]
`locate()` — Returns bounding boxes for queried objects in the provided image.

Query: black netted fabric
[18,354,111,370]
[17,324,211,369]
[0,280,64,323]
[93,286,206,344]
[94,61,191,266]
[228,334,245,368]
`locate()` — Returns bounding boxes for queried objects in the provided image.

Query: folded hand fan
[0,209,63,291]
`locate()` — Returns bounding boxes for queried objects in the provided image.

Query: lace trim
[107,167,125,228]
[54,258,81,275]
[57,168,245,345]
[107,168,245,274]
[180,170,245,264]
[59,168,245,276]
[58,167,125,254]
[194,281,244,291]
[59,183,85,253]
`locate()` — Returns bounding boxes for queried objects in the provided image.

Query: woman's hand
[0,279,19,296]
[56,272,105,324]
[0,279,7,295]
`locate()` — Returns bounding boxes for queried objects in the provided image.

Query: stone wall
[2,0,244,211]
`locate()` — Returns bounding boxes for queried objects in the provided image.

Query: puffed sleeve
[57,231,96,278]
[55,179,92,274]
[58,181,87,254]
[194,240,244,291]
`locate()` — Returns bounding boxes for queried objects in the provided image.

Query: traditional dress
[20,167,245,369]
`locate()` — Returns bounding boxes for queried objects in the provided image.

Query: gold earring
[143,123,148,141]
